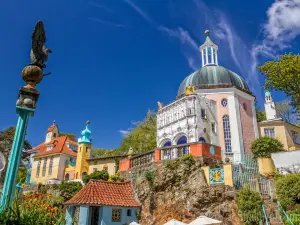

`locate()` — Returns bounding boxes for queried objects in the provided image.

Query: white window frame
[223,115,232,153]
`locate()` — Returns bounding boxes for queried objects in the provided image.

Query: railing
[160,144,190,160]
[278,201,294,225]
[262,204,269,225]
[130,150,155,168]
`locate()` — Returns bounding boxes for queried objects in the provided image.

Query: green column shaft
[0,107,32,211]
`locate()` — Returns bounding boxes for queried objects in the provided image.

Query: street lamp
[0,21,51,211]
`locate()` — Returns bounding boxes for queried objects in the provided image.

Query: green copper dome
[177,65,250,96]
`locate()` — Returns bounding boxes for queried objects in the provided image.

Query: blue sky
[1,0,300,149]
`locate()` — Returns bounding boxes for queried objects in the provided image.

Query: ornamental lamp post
[0,21,52,211]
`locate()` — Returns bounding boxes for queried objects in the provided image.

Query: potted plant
[251,137,284,177]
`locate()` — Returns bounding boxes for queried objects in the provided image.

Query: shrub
[251,136,284,158]
[108,171,123,182]
[181,154,195,167]
[144,171,155,189]
[165,159,180,170]
[276,173,300,211]
[237,184,263,225]
[82,169,109,184]
[58,181,82,201]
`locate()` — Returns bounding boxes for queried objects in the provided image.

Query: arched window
[65,173,70,181]
[36,160,41,178]
[163,141,171,147]
[223,115,232,153]
[42,158,48,177]
[177,136,187,145]
[76,172,78,179]
[48,157,53,176]
[199,137,206,143]
[82,172,87,178]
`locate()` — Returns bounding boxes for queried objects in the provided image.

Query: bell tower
[45,120,59,143]
[264,91,277,120]
[200,30,219,67]
[75,121,92,180]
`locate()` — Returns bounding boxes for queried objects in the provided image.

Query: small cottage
[64,180,140,225]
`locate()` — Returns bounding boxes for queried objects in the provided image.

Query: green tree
[82,170,109,184]
[0,127,32,184]
[119,110,157,154]
[275,100,297,124]
[17,167,27,183]
[251,136,284,158]
[237,185,263,225]
[58,132,76,141]
[255,100,266,122]
[92,148,107,158]
[257,54,300,119]
[108,171,123,182]
[57,181,82,201]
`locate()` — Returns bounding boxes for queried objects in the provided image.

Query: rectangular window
[42,158,48,177]
[46,145,52,151]
[112,209,121,222]
[187,108,192,115]
[36,160,41,178]
[48,157,53,176]
[201,109,207,119]
[264,128,275,138]
[291,130,300,144]
[211,122,216,133]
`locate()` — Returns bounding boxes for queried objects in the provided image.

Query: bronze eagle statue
[30,21,52,73]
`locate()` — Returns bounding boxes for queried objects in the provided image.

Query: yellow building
[30,121,78,184]
[259,91,300,151]
[74,121,92,180]
[259,118,300,151]
[87,155,124,176]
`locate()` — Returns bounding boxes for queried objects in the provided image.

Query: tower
[200,30,219,67]
[45,120,59,143]
[264,91,277,120]
[75,121,92,180]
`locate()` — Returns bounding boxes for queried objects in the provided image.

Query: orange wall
[154,149,161,162]
[119,158,131,171]
[190,143,221,160]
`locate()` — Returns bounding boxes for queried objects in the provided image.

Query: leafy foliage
[108,171,123,182]
[0,191,65,225]
[144,171,155,189]
[57,181,82,201]
[181,154,195,167]
[119,111,157,154]
[82,169,109,184]
[237,185,263,225]
[0,127,32,184]
[275,100,298,124]
[58,132,76,141]
[17,167,27,183]
[251,136,284,158]
[257,54,300,119]
[255,100,266,122]
[276,174,300,211]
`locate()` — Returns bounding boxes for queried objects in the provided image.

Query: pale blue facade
[66,205,139,225]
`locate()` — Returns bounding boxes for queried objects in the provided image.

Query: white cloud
[119,129,131,137]
[124,0,155,25]
[89,2,114,13]
[89,17,128,28]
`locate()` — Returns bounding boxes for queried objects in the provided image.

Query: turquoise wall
[99,206,139,225]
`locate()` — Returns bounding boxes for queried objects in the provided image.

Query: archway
[177,136,187,145]
[177,135,188,156]
[65,173,69,181]
[199,137,206,143]
[163,141,172,147]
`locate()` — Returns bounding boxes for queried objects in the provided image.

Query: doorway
[90,206,100,225]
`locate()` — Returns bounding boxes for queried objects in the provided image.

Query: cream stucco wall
[88,158,117,176]
[30,154,76,184]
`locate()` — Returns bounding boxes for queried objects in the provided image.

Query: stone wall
[121,156,238,225]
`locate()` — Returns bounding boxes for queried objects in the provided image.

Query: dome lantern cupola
[200,30,218,67]
[78,120,92,144]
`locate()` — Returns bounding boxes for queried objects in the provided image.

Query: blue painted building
[64,180,140,225]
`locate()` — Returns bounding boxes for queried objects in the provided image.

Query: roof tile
[64,180,140,207]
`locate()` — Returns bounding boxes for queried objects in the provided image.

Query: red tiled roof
[31,136,77,157]
[64,180,140,207]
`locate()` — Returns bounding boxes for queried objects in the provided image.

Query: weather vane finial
[205,30,210,37]
[86,120,90,125]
